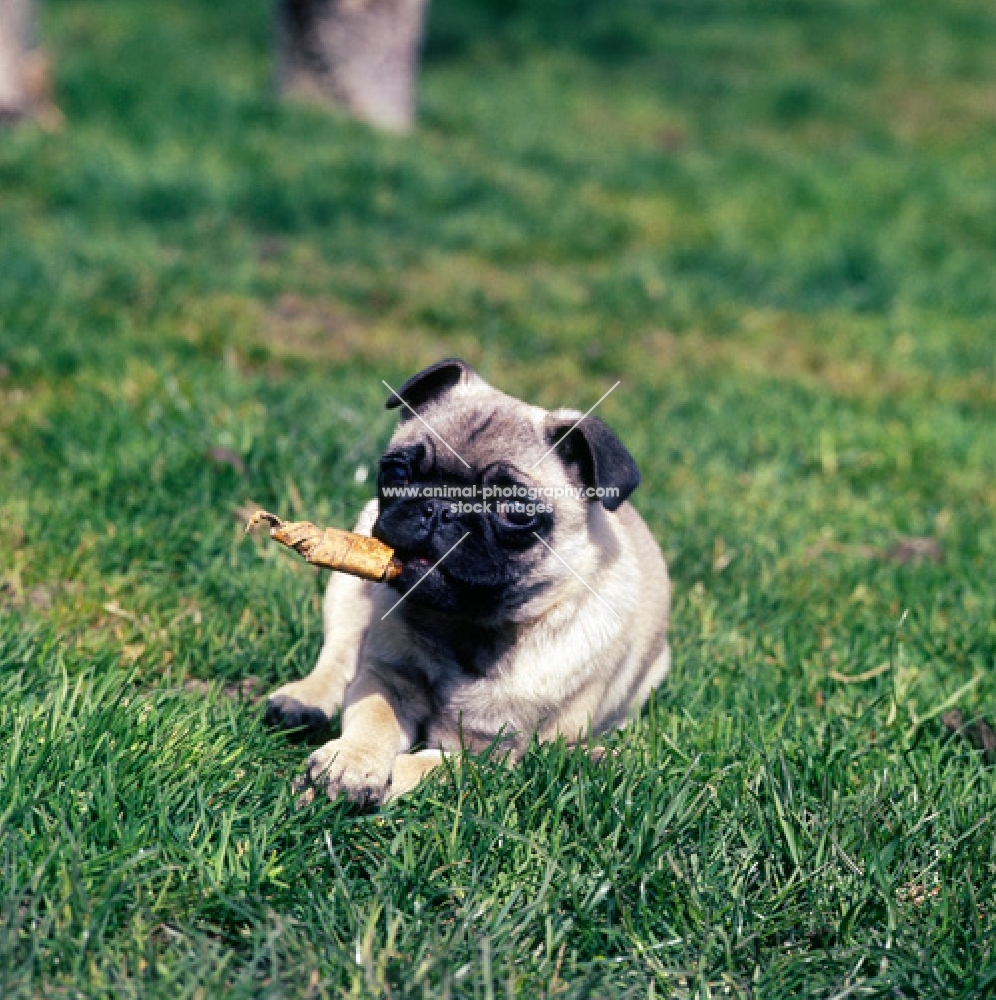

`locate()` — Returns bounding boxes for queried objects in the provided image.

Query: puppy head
[373,359,640,622]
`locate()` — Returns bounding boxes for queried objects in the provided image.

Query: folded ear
[544,413,640,512]
[385,358,476,414]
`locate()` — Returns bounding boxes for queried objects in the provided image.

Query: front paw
[264,679,339,733]
[294,738,394,808]
[264,694,330,732]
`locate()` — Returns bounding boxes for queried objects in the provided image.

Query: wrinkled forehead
[386,384,553,480]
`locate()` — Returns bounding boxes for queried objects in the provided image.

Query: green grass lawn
[2,0,995,995]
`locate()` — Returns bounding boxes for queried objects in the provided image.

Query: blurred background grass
[1,0,995,996]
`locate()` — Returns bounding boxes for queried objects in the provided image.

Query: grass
[1,0,995,994]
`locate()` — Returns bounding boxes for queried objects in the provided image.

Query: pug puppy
[265,359,671,805]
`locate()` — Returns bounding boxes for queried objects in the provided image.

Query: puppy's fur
[266,360,671,804]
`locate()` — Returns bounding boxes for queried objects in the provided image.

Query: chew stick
[246,509,402,582]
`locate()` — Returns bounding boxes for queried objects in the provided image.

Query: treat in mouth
[245,509,403,583]
[386,553,436,593]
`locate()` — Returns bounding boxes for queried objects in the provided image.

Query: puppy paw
[264,694,330,732]
[385,750,444,802]
[294,739,394,808]
[264,676,345,732]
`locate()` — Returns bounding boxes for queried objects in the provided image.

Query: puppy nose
[419,499,458,529]
[419,499,446,526]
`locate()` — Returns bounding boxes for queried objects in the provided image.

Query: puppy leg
[266,502,378,731]
[265,632,357,731]
[386,749,445,801]
[295,670,409,807]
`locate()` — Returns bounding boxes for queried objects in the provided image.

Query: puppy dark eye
[498,501,536,527]
[379,460,410,489]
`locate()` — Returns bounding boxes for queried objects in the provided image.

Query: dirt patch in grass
[172,291,487,375]
[639,324,996,406]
